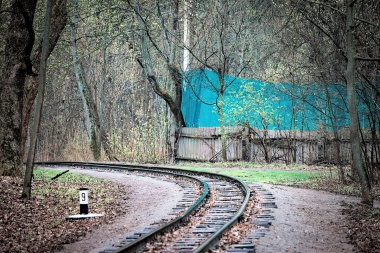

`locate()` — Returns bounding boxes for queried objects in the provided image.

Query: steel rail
[36,162,209,252]
[36,162,251,252]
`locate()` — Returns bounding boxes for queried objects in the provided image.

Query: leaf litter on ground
[0,169,129,253]
[342,202,380,253]
[2,165,380,252]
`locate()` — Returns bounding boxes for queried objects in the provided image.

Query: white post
[79,188,89,214]
[66,187,103,220]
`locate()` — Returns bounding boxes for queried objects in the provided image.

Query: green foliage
[341,185,359,195]
[366,208,380,216]
[177,162,380,200]
[224,81,282,129]
[33,169,61,180]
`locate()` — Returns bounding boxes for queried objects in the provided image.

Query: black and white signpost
[66,187,103,220]
[79,188,89,214]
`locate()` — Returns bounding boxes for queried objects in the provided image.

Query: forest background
[0,0,379,204]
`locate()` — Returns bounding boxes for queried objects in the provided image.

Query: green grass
[180,166,322,185]
[33,168,62,180]
[177,161,330,171]
[34,168,105,184]
[32,168,109,199]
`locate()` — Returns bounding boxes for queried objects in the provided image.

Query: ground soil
[253,183,379,253]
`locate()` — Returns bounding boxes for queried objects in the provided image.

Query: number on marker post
[79,188,89,214]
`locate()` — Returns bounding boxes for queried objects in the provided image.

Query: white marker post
[65,187,103,220]
[79,188,89,214]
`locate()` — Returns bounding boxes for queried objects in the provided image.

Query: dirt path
[54,168,184,253]
[254,183,380,253]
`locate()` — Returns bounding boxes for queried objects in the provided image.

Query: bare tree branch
[355,57,380,62]
[304,0,379,27]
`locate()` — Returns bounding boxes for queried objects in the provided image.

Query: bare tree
[185,0,269,160]
[128,0,186,162]
[282,0,379,205]
[345,0,373,205]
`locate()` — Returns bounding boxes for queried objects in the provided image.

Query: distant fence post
[317,136,326,163]
[295,140,303,164]
[242,127,249,161]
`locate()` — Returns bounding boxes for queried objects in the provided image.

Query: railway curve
[36,162,275,253]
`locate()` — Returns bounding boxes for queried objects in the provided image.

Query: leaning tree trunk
[70,0,94,143]
[69,0,115,161]
[21,0,67,160]
[22,0,53,199]
[345,0,373,206]
[0,0,38,177]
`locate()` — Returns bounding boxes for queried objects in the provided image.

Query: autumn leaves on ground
[1,165,380,252]
[0,169,129,253]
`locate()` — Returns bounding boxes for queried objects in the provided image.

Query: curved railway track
[36,162,276,253]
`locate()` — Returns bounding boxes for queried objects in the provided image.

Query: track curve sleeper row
[35,162,252,252]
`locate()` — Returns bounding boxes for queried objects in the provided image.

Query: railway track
[37,162,276,253]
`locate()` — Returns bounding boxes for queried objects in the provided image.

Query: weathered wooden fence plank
[177,127,380,165]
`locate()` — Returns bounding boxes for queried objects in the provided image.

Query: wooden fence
[176,127,380,165]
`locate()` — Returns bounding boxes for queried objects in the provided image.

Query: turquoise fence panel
[181,69,377,130]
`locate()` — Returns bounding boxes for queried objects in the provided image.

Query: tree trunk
[100,45,107,159]
[217,77,227,161]
[80,61,115,160]
[70,7,93,139]
[130,0,186,162]
[21,0,68,160]
[70,0,115,161]
[22,0,53,199]
[345,0,373,206]
[217,33,227,161]
[70,0,99,160]
[0,0,38,177]
[183,0,191,72]
[324,84,346,184]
